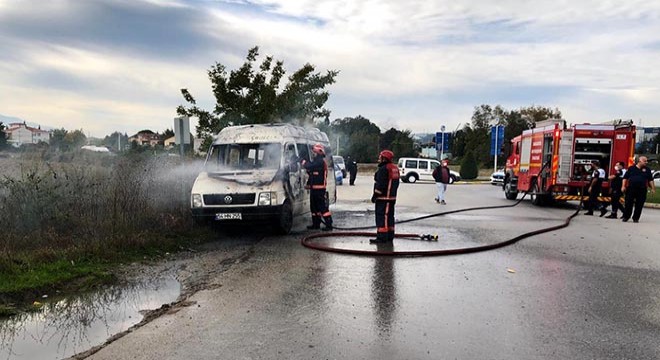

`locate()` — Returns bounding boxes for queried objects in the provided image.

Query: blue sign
[435,132,451,152]
[490,125,505,156]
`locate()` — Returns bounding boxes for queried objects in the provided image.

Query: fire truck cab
[503,120,636,205]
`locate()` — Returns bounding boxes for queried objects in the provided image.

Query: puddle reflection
[0,276,180,360]
[372,242,397,337]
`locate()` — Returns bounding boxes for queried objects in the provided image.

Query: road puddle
[0,275,180,360]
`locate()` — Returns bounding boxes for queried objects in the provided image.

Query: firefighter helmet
[379,150,394,162]
[312,143,325,155]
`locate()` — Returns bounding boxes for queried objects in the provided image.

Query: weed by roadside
[0,150,212,308]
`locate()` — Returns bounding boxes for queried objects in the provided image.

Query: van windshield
[206,143,282,172]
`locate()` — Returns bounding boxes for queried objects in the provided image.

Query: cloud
[1,0,660,138]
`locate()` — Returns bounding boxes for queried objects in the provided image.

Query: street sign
[490,125,505,156]
[174,116,191,145]
[435,132,451,152]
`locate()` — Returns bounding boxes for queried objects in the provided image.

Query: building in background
[5,122,50,146]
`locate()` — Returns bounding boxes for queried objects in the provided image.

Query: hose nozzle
[420,234,438,241]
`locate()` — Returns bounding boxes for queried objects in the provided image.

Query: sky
[1,0,660,138]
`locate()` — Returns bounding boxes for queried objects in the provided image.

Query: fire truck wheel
[504,180,518,200]
[531,182,544,206]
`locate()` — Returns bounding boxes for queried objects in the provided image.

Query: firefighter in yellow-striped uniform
[302,143,333,231]
[370,150,400,244]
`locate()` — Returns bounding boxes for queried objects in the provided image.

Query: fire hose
[302,181,585,257]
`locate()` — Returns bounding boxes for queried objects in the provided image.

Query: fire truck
[502,119,636,205]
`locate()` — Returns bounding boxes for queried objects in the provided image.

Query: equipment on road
[502,119,636,205]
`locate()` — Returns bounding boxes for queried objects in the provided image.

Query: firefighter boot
[321,216,333,231]
[369,233,388,244]
[306,215,321,230]
[387,231,395,243]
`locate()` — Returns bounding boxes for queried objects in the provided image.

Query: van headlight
[192,194,203,208]
[258,192,277,206]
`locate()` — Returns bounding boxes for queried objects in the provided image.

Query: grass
[647,189,660,204]
[0,151,216,312]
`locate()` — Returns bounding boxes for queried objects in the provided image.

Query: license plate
[215,213,242,220]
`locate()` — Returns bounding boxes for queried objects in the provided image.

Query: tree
[50,128,87,152]
[102,131,129,151]
[177,46,339,147]
[326,116,381,162]
[0,122,8,150]
[381,128,416,159]
[460,151,479,180]
[520,105,562,125]
[162,128,175,139]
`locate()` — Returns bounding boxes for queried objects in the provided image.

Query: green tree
[381,128,416,159]
[50,128,87,152]
[177,46,339,147]
[102,131,129,151]
[460,151,479,180]
[327,116,381,162]
[520,105,562,125]
[0,122,8,150]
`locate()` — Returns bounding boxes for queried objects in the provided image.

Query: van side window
[405,160,418,168]
[297,143,310,162]
[430,161,439,170]
[419,160,428,170]
[284,143,297,163]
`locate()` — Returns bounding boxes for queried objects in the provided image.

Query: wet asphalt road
[86,180,660,360]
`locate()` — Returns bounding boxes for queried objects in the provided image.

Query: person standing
[603,161,625,219]
[432,160,451,204]
[621,156,656,223]
[583,160,606,215]
[302,143,333,231]
[346,155,358,186]
[370,150,400,244]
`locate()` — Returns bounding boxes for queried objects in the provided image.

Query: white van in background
[397,157,461,184]
[332,155,346,177]
[190,124,336,234]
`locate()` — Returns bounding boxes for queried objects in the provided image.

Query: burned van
[190,124,336,234]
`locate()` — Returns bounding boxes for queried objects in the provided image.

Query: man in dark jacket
[370,149,400,244]
[432,160,451,204]
[621,156,656,223]
[303,143,333,231]
[345,155,358,186]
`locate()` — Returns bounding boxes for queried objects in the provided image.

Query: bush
[0,151,200,262]
[460,151,479,180]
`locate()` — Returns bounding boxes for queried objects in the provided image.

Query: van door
[283,143,304,203]
[418,159,430,180]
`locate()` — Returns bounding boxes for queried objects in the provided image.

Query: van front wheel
[406,174,418,183]
[275,201,293,234]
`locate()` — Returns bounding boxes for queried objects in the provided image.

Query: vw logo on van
[224,195,233,204]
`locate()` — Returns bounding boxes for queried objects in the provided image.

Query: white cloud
[2,0,660,138]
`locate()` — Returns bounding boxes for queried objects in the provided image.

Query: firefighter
[370,149,400,244]
[583,160,606,215]
[302,143,333,231]
[621,156,656,223]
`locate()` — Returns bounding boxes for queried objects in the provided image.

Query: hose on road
[302,188,584,257]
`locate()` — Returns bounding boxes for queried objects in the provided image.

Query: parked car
[397,157,460,183]
[653,170,660,188]
[490,169,505,185]
[333,155,346,177]
[334,163,343,185]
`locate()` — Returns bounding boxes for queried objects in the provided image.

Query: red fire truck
[502,120,636,205]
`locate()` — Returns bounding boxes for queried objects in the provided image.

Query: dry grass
[0,150,198,270]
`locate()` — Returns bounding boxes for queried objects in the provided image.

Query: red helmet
[312,143,325,155]
[379,150,394,162]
